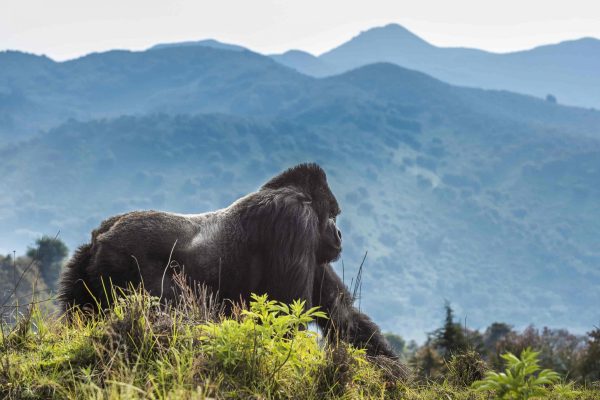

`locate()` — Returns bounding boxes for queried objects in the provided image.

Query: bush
[472,347,562,399]
[198,293,327,395]
[446,350,488,387]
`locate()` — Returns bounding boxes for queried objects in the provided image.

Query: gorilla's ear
[261,163,326,191]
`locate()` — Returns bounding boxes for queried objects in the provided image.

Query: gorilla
[58,163,397,359]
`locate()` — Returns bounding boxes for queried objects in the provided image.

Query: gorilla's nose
[336,228,342,242]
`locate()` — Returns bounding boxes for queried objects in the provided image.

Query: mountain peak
[319,23,433,62]
[377,23,421,35]
[354,23,431,46]
[279,49,317,58]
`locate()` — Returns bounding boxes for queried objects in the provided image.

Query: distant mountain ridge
[4,23,599,109]
[0,46,309,139]
[272,23,600,109]
[3,37,599,142]
[149,39,246,52]
[136,24,600,108]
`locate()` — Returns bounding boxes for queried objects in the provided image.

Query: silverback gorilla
[58,163,397,358]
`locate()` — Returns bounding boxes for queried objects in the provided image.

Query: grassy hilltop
[1,284,599,400]
[3,235,600,399]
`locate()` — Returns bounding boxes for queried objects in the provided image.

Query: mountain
[269,50,335,77]
[0,46,309,141]
[320,24,435,70]
[1,45,599,340]
[149,39,247,52]
[278,24,600,109]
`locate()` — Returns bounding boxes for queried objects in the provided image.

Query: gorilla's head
[262,163,342,263]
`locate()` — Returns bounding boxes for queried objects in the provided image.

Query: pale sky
[2,0,600,61]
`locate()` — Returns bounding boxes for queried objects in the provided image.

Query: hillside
[3,43,598,141]
[0,46,309,140]
[274,23,600,109]
[1,47,599,340]
[5,291,599,399]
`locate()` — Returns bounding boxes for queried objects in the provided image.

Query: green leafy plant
[472,347,561,399]
[198,293,328,392]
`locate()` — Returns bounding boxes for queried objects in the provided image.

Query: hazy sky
[2,0,600,61]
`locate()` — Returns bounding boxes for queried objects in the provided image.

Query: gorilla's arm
[313,263,397,359]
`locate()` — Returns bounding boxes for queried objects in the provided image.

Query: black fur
[58,163,396,358]
[59,243,94,309]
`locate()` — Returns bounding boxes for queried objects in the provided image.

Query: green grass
[1,285,599,399]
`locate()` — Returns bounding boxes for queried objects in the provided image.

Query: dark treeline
[385,302,600,384]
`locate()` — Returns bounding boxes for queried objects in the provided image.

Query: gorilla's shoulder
[91,212,131,241]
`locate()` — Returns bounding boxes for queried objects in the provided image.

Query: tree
[492,325,585,377]
[411,338,445,381]
[537,327,584,377]
[26,236,68,290]
[492,325,541,370]
[483,322,513,352]
[384,332,406,355]
[434,301,468,359]
[546,94,558,104]
[578,327,600,383]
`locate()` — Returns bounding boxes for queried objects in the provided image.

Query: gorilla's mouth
[330,245,343,258]
[326,242,342,251]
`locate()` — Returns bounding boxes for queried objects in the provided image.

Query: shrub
[197,293,327,395]
[446,350,488,387]
[472,347,561,399]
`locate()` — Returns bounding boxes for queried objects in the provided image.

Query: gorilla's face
[309,169,342,264]
[260,162,342,263]
[317,217,342,263]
